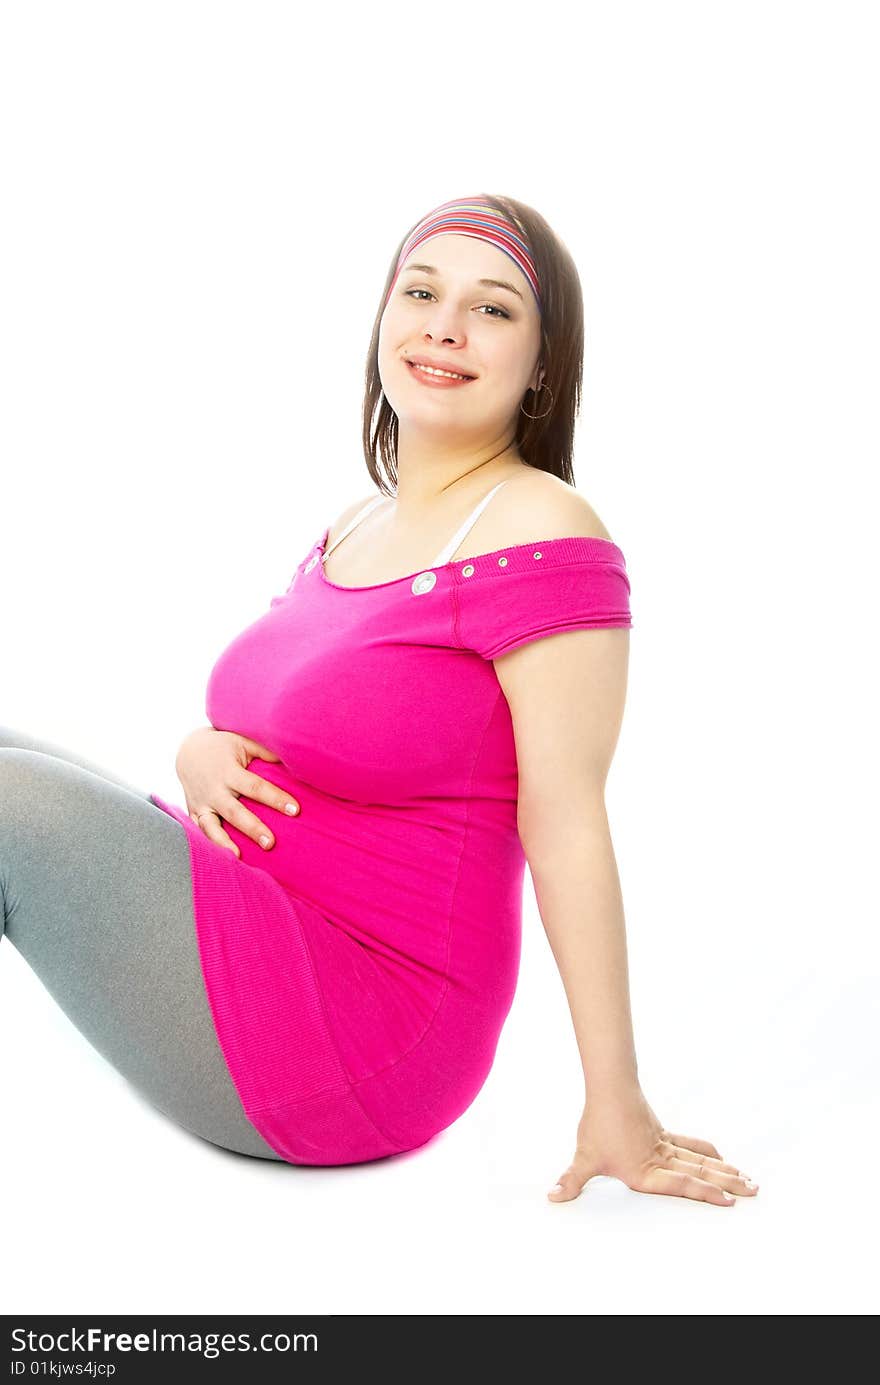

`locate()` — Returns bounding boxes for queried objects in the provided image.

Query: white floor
[2,902,874,1317]
[2,0,878,1325]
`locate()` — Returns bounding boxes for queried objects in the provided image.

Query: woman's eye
[402,288,510,319]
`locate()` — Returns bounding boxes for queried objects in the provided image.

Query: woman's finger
[642,1165,736,1205]
[219,791,284,851]
[547,1165,591,1202]
[663,1140,742,1176]
[666,1156,758,1196]
[237,767,300,819]
[191,808,240,858]
[662,1129,723,1159]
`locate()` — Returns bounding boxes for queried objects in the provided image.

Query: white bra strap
[428,479,512,568]
[321,495,390,562]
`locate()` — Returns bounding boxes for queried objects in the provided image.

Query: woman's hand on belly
[175,726,301,858]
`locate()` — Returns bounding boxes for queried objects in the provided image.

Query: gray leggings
[0,725,285,1161]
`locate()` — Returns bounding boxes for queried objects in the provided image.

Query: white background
[1,0,877,1316]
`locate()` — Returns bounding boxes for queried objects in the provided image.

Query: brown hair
[361,192,584,495]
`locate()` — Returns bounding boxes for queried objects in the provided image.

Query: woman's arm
[524,797,638,1095]
[495,624,759,1207]
[496,623,637,1099]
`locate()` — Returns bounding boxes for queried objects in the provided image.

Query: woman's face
[378,233,543,440]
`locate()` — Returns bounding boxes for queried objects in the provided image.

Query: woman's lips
[405,360,476,388]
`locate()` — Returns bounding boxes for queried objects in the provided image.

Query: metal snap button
[461,564,475,577]
[304,555,318,573]
[498,556,508,567]
[533,551,542,560]
[411,571,437,595]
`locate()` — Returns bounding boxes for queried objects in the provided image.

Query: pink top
[150,481,633,1165]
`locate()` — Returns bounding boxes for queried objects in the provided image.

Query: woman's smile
[404,359,477,389]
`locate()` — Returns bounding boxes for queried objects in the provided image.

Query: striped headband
[385,194,542,315]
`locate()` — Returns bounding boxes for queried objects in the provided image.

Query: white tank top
[321,478,511,570]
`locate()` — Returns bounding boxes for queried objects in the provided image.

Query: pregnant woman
[1,192,758,1205]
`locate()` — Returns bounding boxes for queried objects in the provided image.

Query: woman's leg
[0,724,153,800]
[0,735,285,1162]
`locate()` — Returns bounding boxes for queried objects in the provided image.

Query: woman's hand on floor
[547,1084,759,1207]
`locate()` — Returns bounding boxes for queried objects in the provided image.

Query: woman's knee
[0,747,189,948]
[0,726,150,800]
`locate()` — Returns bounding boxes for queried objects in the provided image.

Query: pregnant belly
[154,757,524,1093]
[228,762,465,977]
[226,761,491,1085]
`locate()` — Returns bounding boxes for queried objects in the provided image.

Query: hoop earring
[520,381,553,420]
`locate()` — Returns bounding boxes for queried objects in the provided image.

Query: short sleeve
[453,537,633,660]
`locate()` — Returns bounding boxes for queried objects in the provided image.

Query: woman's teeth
[411,362,472,381]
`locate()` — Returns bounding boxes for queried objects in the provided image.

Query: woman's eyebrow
[400,262,524,301]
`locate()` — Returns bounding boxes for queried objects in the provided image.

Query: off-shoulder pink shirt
[150,485,633,1165]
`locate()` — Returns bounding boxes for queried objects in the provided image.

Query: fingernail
[285,802,299,815]
[260,835,271,848]
[744,1179,759,1190]
[549,1183,563,1194]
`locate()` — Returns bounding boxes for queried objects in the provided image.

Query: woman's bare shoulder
[326,490,387,547]
[487,469,617,548]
